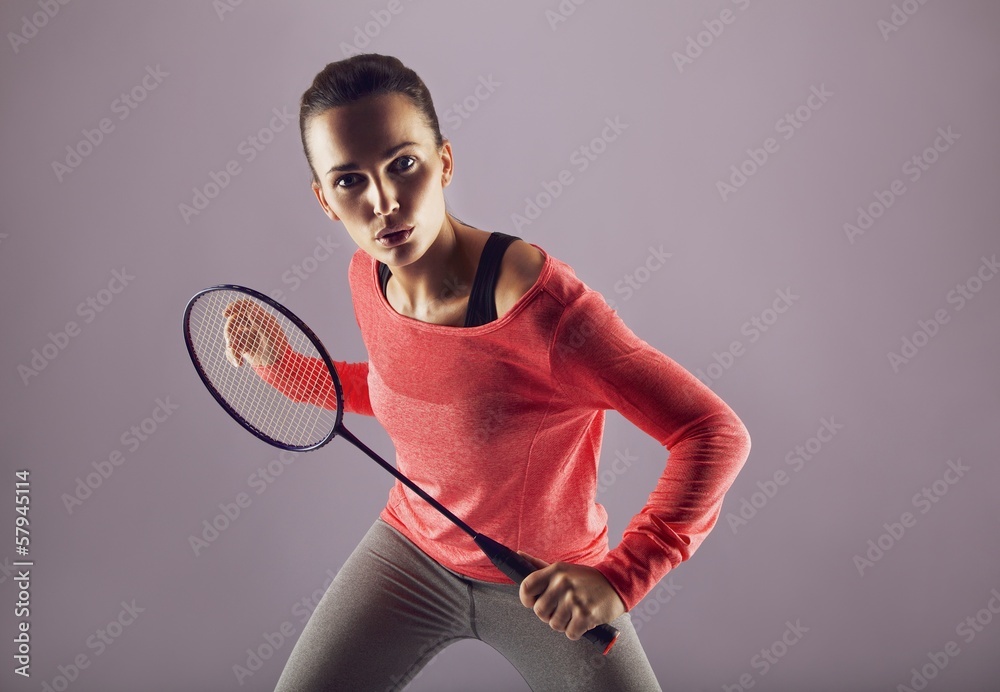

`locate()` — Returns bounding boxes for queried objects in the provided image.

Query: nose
[369,176,399,218]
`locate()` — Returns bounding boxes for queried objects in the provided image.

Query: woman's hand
[516,550,626,641]
[222,299,290,368]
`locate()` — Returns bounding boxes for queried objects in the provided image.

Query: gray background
[2,1,999,690]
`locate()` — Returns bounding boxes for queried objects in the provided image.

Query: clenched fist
[223,299,290,368]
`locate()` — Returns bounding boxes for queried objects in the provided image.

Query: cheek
[331,191,365,220]
[407,168,442,208]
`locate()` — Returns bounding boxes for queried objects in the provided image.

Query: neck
[385,215,477,316]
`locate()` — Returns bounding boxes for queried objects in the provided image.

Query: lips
[376,227,413,247]
[376,225,413,240]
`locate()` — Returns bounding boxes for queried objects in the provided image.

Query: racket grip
[473,533,620,655]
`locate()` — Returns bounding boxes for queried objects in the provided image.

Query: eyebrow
[326,141,418,176]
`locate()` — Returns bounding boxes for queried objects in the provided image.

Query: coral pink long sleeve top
[255,243,751,613]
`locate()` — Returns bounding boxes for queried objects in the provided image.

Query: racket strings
[187,289,339,448]
[194,290,332,444]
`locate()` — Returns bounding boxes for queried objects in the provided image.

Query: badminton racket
[182,284,620,655]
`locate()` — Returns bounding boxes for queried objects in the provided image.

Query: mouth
[376,226,414,247]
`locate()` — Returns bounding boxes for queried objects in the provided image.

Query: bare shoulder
[495,239,546,317]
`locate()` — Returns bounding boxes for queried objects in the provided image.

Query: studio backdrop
[1,1,998,691]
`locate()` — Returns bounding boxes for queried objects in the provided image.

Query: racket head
[183,284,344,451]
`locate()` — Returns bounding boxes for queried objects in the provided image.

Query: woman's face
[307,92,453,264]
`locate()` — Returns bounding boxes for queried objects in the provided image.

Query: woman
[226,53,751,691]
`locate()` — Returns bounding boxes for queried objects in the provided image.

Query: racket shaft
[341,426,618,652]
[473,533,619,655]
[336,426,477,537]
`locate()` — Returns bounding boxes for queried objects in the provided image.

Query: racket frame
[182,283,344,452]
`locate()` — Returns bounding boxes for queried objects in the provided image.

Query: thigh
[274,519,474,692]
[472,581,663,692]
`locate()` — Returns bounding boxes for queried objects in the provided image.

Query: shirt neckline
[371,242,553,335]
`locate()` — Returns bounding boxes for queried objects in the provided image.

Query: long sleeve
[549,289,752,613]
[251,342,375,417]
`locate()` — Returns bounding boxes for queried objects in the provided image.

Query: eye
[394,155,416,172]
[335,156,416,189]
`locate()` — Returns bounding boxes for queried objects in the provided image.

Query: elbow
[697,409,752,464]
[726,409,750,445]
[728,418,750,469]
[664,408,752,467]
[725,413,752,464]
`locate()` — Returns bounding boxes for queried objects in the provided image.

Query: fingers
[225,342,242,367]
[519,566,598,640]
[222,299,283,368]
[224,311,256,367]
[524,572,558,620]
[519,571,547,608]
[223,298,258,319]
[224,300,268,334]
[516,551,551,608]
[533,596,559,624]
[223,314,242,367]
[530,591,580,637]
[548,600,576,637]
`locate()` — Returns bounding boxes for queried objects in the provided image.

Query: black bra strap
[465,232,520,327]
[377,231,522,327]
[378,259,391,297]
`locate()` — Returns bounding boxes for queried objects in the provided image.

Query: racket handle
[473,533,620,655]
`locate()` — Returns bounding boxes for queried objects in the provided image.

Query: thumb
[516,550,549,569]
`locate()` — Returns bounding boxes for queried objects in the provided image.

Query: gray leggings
[273,517,663,692]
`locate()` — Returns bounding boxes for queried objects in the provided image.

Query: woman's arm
[251,342,375,416]
[550,289,752,613]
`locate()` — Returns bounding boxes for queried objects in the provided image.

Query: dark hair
[298,53,473,228]
[299,53,444,184]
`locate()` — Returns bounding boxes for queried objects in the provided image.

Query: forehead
[307,92,429,164]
